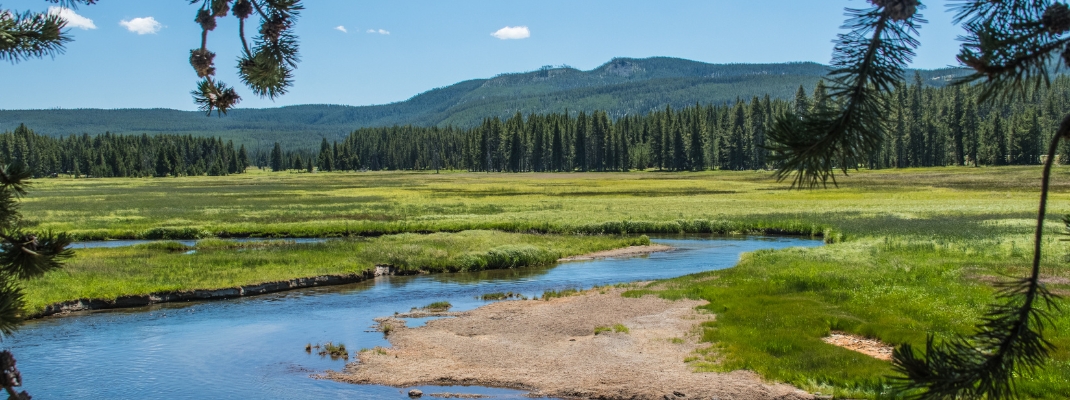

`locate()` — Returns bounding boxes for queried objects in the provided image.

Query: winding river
[13,235,821,399]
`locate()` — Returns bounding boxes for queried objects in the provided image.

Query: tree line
[338,73,1070,172]
[5,73,1070,176]
[0,127,258,178]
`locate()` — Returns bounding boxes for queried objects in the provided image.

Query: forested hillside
[338,74,1070,172]
[0,57,968,151]
[2,73,1068,178]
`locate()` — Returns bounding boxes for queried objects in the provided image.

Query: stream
[12,235,821,399]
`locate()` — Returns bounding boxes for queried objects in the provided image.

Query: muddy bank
[329,288,811,400]
[557,244,672,262]
[31,265,406,319]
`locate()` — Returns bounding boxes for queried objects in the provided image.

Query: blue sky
[2,1,964,111]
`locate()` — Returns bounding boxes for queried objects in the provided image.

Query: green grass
[480,292,519,300]
[424,301,452,311]
[613,323,629,334]
[316,342,348,360]
[541,288,581,300]
[23,230,647,314]
[17,166,1070,398]
[594,326,612,335]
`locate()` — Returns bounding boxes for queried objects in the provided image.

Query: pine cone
[212,0,232,17]
[1044,3,1070,35]
[232,0,254,19]
[0,350,22,389]
[189,49,217,78]
[870,0,919,22]
[211,86,241,112]
[260,15,291,42]
[196,9,217,32]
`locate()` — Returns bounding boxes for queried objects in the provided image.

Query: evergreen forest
[4,73,1070,177]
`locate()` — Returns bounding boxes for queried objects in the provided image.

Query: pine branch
[766,3,924,188]
[953,0,1070,101]
[188,0,302,108]
[0,9,71,64]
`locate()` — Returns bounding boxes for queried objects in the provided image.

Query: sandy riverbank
[328,288,812,400]
[557,244,673,261]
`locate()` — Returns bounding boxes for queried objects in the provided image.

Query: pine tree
[671,113,686,171]
[949,88,966,166]
[962,99,980,166]
[793,85,810,116]
[688,105,706,170]
[270,142,284,172]
[979,111,1007,166]
[317,138,334,172]
[748,96,766,168]
[237,144,250,172]
[574,112,588,171]
[551,121,564,172]
[154,150,171,177]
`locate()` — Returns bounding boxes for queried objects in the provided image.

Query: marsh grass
[480,292,519,300]
[22,231,646,313]
[541,288,581,300]
[313,342,348,360]
[423,301,452,311]
[18,167,1070,398]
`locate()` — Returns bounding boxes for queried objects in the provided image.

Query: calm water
[13,236,821,399]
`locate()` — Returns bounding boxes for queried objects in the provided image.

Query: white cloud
[48,7,96,30]
[335,25,348,33]
[491,26,530,40]
[366,28,390,35]
[120,17,162,35]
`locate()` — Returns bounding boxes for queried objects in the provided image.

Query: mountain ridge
[0,56,970,149]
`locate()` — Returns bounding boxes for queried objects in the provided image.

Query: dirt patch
[557,244,672,262]
[1041,275,1070,285]
[822,332,894,361]
[328,289,811,400]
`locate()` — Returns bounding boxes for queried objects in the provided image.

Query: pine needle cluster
[0,1,94,64]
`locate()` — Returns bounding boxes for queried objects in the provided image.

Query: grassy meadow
[18,166,1070,398]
